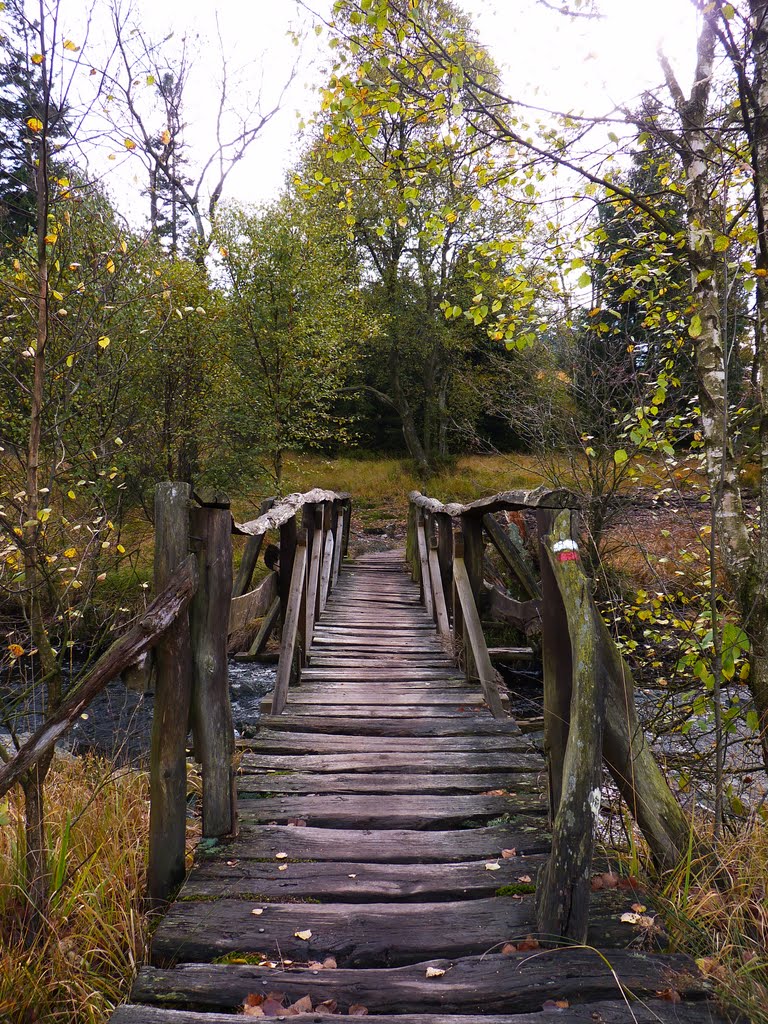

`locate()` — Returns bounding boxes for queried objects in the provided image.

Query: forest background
[3,0,768,1021]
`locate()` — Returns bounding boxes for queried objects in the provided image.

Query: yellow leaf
[44,233,57,245]
[278,863,288,871]
[27,117,44,132]
[120,238,127,254]
[294,930,312,940]
[275,852,288,859]
[425,967,445,978]
[63,39,79,51]
[71,579,82,589]
[108,153,116,160]
[31,53,44,64]
[105,258,115,273]
[124,138,136,150]
[63,547,77,558]
[67,490,76,500]
[8,644,25,658]
[98,335,110,348]
[66,354,74,368]
[161,128,171,145]
[116,544,126,554]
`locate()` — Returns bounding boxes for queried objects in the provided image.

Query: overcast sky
[68,0,701,222]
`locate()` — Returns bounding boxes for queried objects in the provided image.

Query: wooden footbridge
[0,485,726,1022]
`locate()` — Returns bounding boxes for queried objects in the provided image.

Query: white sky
[64,0,702,224]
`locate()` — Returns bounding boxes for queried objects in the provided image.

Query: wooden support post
[428,533,451,639]
[406,502,420,582]
[320,527,335,613]
[331,506,345,589]
[189,498,236,839]
[536,512,605,943]
[435,512,454,621]
[278,517,297,628]
[341,497,352,556]
[416,512,435,620]
[452,530,509,721]
[305,506,323,644]
[232,498,275,598]
[273,530,308,715]
[148,481,194,906]
[536,508,574,818]
[460,515,484,679]
[483,512,542,600]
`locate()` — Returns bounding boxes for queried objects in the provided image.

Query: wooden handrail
[233,489,351,537]
[0,554,198,800]
[408,486,579,518]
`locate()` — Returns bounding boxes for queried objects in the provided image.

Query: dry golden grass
[0,756,196,1024]
[659,818,768,1023]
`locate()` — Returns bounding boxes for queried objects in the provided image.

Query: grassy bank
[0,756,197,1024]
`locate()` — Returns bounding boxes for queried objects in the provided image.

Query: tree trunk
[20,752,53,940]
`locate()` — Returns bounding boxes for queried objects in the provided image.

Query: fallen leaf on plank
[425,967,445,978]
[295,929,312,940]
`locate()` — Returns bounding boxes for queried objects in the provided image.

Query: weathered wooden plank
[240,733,530,754]
[232,497,275,598]
[263,694,481,707]
[256,716,521,736]
[236,596,280,660]
[305,507,323,644]
[258,705,491,720]
[218,824,550,863]
[236,771,540,794]
[236,792,547,828]
[113,1004,721,1024]
[409,486,579,517]
[239,751,543,774]
[179,855,546,902]
[150,894,658,967]
[131,950,708,1015]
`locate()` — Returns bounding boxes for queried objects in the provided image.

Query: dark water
[0,659,277,766]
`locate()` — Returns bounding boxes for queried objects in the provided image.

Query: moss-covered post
[535,508,574,817]
[536,512,605,943]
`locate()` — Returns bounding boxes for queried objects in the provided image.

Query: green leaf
[613,449,628,465]
[688,314,703,339]
[714,234,730,253]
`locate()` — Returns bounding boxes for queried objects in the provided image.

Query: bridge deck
[114,551,722,1023]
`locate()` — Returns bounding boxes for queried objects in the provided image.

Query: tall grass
[657,818,768,1023]
[0,756,153,1024]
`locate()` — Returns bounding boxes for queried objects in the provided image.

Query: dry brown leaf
[348,1004,368,1016]
[618,874,641,890]
[295,929,312,940]
[317,1000,339,1014]
[286,995,313,1014]
[244,1005,265,1017]
[322,957,338,969]
[308,961,324,970]
[261,995,286,1016]
[542,998,570,1011]
[657,989,682,1003]
[516,936,540,952]
[251,908,264,916]
[631,902,647,913]
[244,994,264,1008]
[425,967,446,978]
[517,875,532,883]
[501,848,517,859]
[601,871,620,889]
[501,942,518,955]
[287,818,308,827]
[278,864,288,872]
[482,789,508,796]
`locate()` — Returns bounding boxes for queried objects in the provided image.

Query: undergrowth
[0,755,194,1024]
[655,817,768,1023]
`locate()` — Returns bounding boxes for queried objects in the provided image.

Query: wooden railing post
[341,497,352,556]
[189,496,236,839]
[428,530,451,639]
[331,503,345,589]
[536,508,574,817]
[415,511,435,620]
[273,529,308,715]
[536,511,605,943]
[319,501,335,613]
[279,516,297,627]
[148,481,194,906]
[305,506,323,642]
[435,511,454,621]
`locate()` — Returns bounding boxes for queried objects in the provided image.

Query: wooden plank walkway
[114,551,724,1023]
